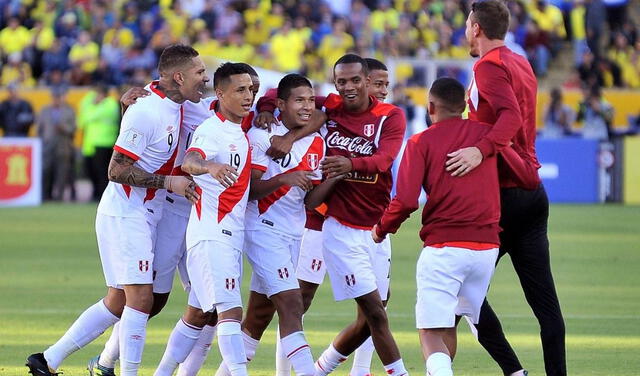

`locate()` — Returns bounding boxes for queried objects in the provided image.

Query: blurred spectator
[349,0,371,38]
[69,30,100,85]
[391,84,416,137]
[0,83,35,137]
[150,22,178,56]
[371,0,400,36]
[524,19,551,76]
[215,4,242,39]
[162,1,189,39]
[318,18,355,73]
[219,33,255,65]
[28,20,56,79]
[604,0,628,33]
[570,0,589,66]
[585,0,607,60]
[577,85,614,141]
[77,86,119,201]
[0,17,31,56]
[102,20,135,50]
[1,52,36,87]
[528,0,566,55]
[542,87,575,138]
[42,39,71,84]
[607,32,639,88]
[270,20,307,72]
[99,35,126,86]
[199,0,217,30]
[38,86,76,201]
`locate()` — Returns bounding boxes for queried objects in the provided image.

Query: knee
[362,303,388,329]
[184,307,211,328]
[277,293,304,320]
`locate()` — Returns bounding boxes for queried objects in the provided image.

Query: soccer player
[180,62,254,376]
[364,57,390,102]
[89,63,266,376]
[372,77,505,376]
[26,44,207,376]
[445,1,566,375]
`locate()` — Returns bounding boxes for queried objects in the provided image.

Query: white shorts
[296,228,326,285]
[322,217,391,301]
[245,229,301,297]
[416,246,498,329]
[96,213,154,288]
[186,240,243,313]
[152,210,189,293]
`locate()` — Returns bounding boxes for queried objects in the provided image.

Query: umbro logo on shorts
[345,274,356,286]
[311,259,322,271]
[261,219,274,227]
[225,278,236,290]
[139,260,149,272]
[222,229,232,236]
[278,268,290,279]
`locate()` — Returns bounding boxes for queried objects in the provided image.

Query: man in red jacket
[445,1,566,375]
[373,77,502,376]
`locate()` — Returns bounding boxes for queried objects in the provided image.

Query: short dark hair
[277,74,313,100]
[235,62,258,78]
[214,62,251,89]
[429,77,466,113]
[364,58,387,72]
[471,0,510,40]
[333,54,369,76]
[157,44,199,74]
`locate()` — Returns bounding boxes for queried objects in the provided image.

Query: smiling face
[178,56,209,103]
[334,62,370,112]
[368,69,389,102]
[216,73,254,123]
[278,85,315,129]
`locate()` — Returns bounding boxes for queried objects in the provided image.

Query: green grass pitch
[1,203,639,375]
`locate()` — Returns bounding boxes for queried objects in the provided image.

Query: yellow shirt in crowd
[0,26,32,54]
[69,41,100,73]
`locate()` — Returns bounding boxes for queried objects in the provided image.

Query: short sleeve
[247,128,270,172]
[186,119,218,160]
[310,136,326,183]
[113,105,154,160]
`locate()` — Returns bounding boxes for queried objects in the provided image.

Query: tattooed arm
[108,150,200,203]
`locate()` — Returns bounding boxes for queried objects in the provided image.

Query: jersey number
[272,153,291,168]
[229,153,241,168]
[185,132,192,150]
[167,133,174,152]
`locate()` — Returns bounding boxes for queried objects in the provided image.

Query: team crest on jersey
[363,124,375,137]
[307,153,319,170]
[138,260,149,272]
[225,278,236,290]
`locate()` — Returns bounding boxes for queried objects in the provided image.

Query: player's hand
[166,176,200,204]
[446,147,483,177]
[321,156,352,179]
[280,171,315,191]
[254,111,277,131]
[267,134,294,158]
[371,225,384,243]
[207,163,238,188]
[120,87,150,106]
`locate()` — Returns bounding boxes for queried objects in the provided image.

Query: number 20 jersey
[185,111,251,251]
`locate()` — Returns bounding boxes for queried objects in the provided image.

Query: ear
[474,23,481,38]
[173,71,184,86]
[215,87,223,100]
[365,75,371,86]
[428,101,436,116]
[276,98,285,112]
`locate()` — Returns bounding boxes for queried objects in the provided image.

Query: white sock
[217,320,248,376]
[509,371,526,376]
[275,326,291,376]
[384,358,409,376]
[43,300,118,370]
[177,324,217,376]
[351,336,375,376]
[99,321,120,368]
[281,331,315,376]
[315,344,348,376]
[119,306,149,376]
[426,352,452,376]
[154,319,203,376]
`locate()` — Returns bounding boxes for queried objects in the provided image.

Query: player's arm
[304,174,344,210]
[372,136,426,242]
[119,86,150,114]
[182,150,238,188]
[446,61,522,176]
[108,150,199,203]
[322,110,406,178]
[249,168,314,201]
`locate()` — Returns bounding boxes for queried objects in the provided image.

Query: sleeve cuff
[186,147,206,159]
[475,138,495,159]
[251,163,268,172]
[375,223,388,239]
[113,145,140,161]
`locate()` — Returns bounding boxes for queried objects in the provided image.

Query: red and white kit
[245,123,325,297]
[185,111,251,312]
[96,81,182,288]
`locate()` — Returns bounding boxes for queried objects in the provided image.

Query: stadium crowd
[0,0,636,89]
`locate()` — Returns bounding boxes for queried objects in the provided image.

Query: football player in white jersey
[179,62,254,376]
[26,45,208,376]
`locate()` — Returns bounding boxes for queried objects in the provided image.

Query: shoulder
[247,126,270,144]
[372,102,403,118]
[323,93,343,110]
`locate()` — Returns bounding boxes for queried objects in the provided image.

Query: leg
[420,328,455,376]
[242,291,277,341]
[217,307,247,376]
[177,311,218,376]
[119,283,153,376]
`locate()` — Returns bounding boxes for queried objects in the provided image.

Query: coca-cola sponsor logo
[326,131,375,155]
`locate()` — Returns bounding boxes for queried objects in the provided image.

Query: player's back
[185,112,251,251]
[411,118,501,245]
[245,124,324,238]
[98,81,182,218]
